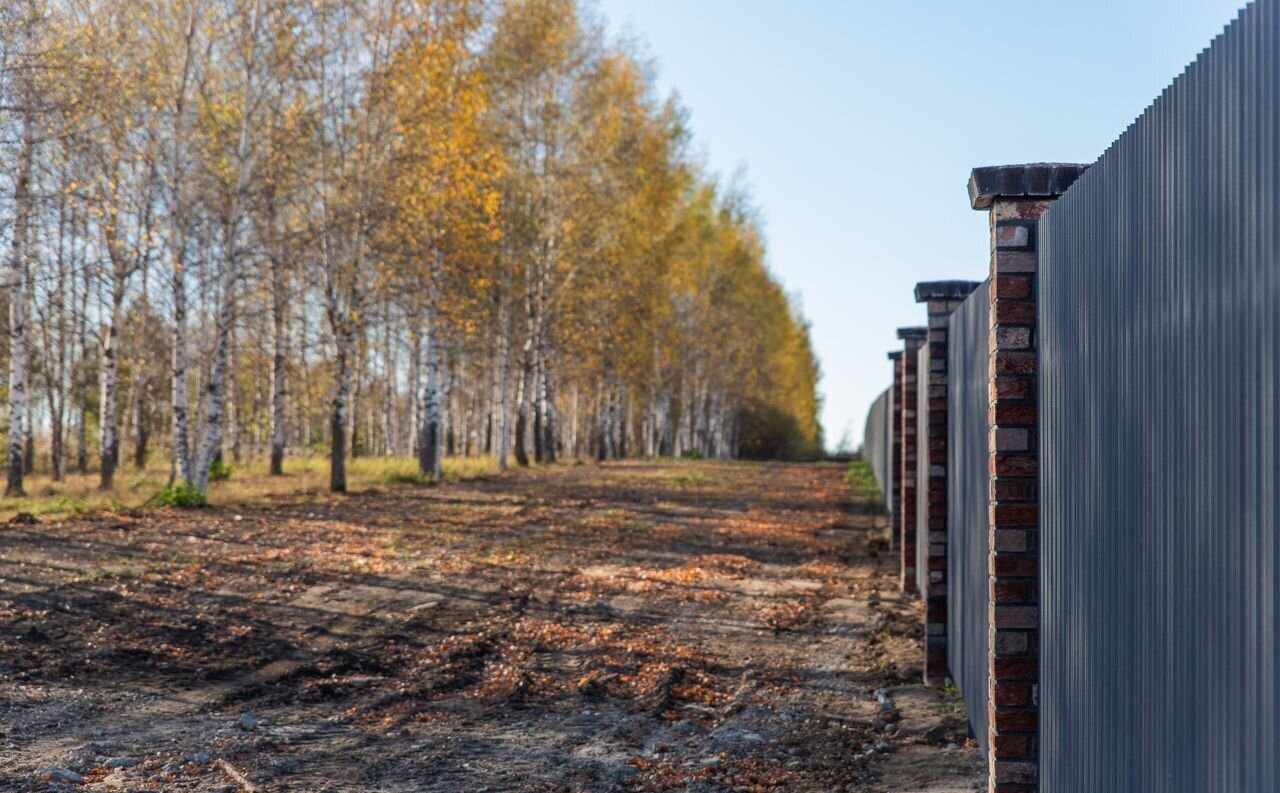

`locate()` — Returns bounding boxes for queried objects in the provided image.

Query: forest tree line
[0,0,823,500]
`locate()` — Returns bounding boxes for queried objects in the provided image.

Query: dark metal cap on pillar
[968,163,1090,210]
[896,326,928,341]
[913,280,983,303]
[887,350,903,360]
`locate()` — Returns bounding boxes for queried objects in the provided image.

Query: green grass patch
[845,457,883,505]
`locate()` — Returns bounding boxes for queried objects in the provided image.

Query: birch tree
[190,0,265,495]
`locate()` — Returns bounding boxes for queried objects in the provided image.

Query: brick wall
[888,350,904,553]
[914,281,982,685]
[969,164,1087,793]
[896,326,927,594]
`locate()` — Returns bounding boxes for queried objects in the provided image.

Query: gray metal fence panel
[1039,2,1280,790]
[947,283,989,757]
[862,386,892,509]
[916,344,930,597]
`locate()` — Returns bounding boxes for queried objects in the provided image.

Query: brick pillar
[914,280,982,685]
[888,351,904,553]
[896,326,927,594]
[969,164,1087,793]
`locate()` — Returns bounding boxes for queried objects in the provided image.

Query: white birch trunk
[269,243,288,474]
[408,327,421,456]
[329,333,353,492]
[496,300,511,471]
[99,288,123,489]
[5,77,34,497]
[419,308,442,478]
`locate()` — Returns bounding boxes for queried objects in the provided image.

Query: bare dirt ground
[0,460,983,792]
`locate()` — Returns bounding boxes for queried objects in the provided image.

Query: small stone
[945,742,958,751]
[671,718,699,734]
[184,752,212,764]
[238,713,258,731]
[37,768,85,784]
[105,757,139,768]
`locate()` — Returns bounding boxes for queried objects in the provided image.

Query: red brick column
[888,350,904,553]
[914,281,982,685]
[896,326,926,594]
[969,164,1087,793]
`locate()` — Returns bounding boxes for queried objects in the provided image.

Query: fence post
[913,280,982,685]
[896,326,927,595]
[887,350,904,553]
[968,163,1087,793]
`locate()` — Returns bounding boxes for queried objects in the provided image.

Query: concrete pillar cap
[968,163,1090,210]
[914,280,983,302]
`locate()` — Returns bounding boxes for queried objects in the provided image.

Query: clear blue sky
[596,0,1248,451]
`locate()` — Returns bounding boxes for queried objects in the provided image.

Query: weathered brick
[991,707,1038,733]
[991,682,1032,707]
[993,351,1037,375]
[994,250,1037,273]
[993,555,1038,577]
[992,761,1038,786]
[995,224,1030,248]
[992,734,1032,759]
[991,299,1036,324]
[995,326,1033,349]
[991,402,1036,425]
[992,503,1037,524]
[993,529,1028,553]
[994,656,1038,679]
[991,579,1032,603]
[990,377,1031,401]
[992,478,1032,501]
[993,631,1030,655]
[990,454,1037,477]
[992,605,1037,629]
[993,428,1029,452]
[993,275,1032,298]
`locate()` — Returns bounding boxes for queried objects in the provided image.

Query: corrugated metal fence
[862,386,893,507]
[946,282,989,757]
[1039,1,1280,789]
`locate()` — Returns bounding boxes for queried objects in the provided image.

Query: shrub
[208,457,233,482]
[736,401,823,461]
[151,482,206,508]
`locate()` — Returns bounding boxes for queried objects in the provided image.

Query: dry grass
[0,454,502,521]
